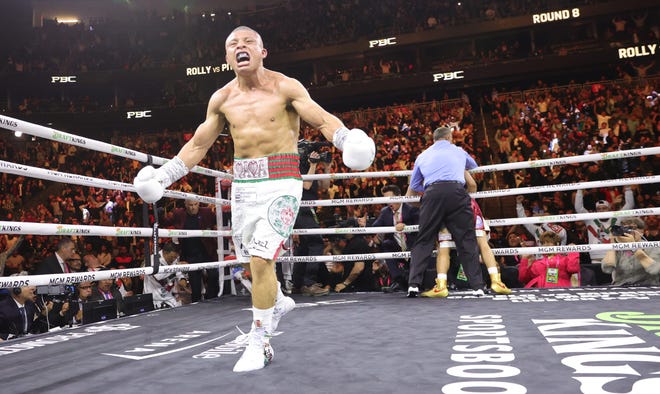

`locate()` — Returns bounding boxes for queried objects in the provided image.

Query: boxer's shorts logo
[234,157,268,180]
[268,195,299,237]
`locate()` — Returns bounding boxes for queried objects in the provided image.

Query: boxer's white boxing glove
[133,156,189,203]
[333,127,375,171]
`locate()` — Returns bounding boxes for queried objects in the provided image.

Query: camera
[37,284,76,303]
[298,140,332,164]
[611,225,632,236]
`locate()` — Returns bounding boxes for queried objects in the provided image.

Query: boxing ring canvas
[3,287,660,394]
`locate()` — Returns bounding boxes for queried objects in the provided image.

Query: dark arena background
[0,1,659,393]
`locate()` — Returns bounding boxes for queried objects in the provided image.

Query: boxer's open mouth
[236,52,250,65]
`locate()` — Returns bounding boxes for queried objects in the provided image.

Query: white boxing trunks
[231,153,302,263]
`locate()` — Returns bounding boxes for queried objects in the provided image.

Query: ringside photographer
[601,217,660,286]
[278,139,333,296]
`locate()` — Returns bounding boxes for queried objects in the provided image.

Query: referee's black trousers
[408,182,484,290]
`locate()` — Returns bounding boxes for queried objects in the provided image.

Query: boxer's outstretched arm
[285,76,375,170]
[284,77,343,142]
[177,91,226,169]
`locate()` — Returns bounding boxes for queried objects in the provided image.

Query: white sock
[487,267,499,275]
[252,306,274,334]
[437,273,447,280]
[276,282,285,302]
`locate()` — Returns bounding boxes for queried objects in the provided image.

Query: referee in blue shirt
[405,127,484,297]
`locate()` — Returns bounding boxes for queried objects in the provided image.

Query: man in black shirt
[283,150,331,296]
[164,200,218,302]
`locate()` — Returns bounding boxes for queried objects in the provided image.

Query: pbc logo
[51,76,77,83]
[126,110,152,119]
[369,37,397,48]
[433,71,464,82]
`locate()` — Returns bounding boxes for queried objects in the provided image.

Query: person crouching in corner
[601,217,660,286]
[518,231,580,288]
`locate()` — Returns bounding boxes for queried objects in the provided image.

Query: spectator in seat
[89,272,125,315]
[601,217,660,286]
[518,231,580,288]
[367,184,419,292]
[0,285,39,340]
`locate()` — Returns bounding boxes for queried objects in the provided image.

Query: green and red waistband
[233,153,301,182]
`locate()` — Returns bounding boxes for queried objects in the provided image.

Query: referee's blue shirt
[410,140,478,192]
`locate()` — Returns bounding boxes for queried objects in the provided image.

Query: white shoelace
[234,326,250,346]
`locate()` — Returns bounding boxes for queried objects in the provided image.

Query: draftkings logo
[0,116,18,128]
[111,146,137,157]
[56,225,91,235]
[533,311,660,393]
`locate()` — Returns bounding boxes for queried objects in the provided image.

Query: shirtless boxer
[422,171,511,297]
[133,26,375,372]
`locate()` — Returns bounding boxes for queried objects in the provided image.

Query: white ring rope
[276,241,660,263]
[490,241,660,256]
[300,175,658,206]
[3,239,657,287]
[0,221,231,238]
[1,208,658,239]
[300,195,421,206]
[471,175,658,199]
[486,208,660,227]
[301,147,660,180]
[303,170,412,181]
[295,208,659,235]
[468,147,660,174]
[0,260,240,288]
[0,114,232,179]
[0,160,229,206]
